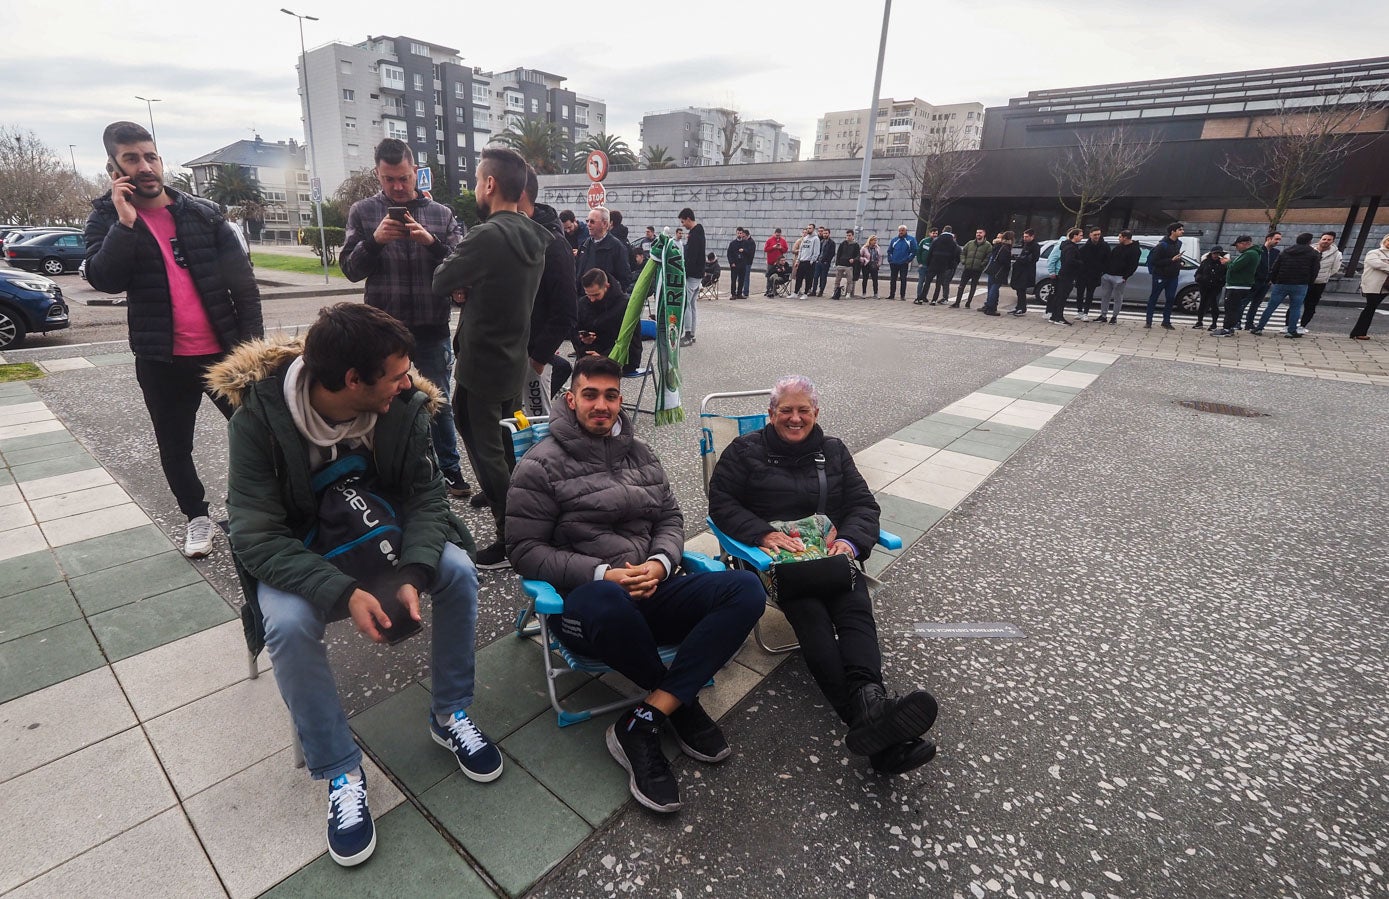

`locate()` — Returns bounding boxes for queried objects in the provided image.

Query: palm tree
[205,164,268,238]
[167,170,196,195]
[576,132,638,171]
[641,145,676,170]
[497,120,569,174]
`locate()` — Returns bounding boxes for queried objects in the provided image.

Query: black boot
[870,738,937,775]
[845,684,938,756]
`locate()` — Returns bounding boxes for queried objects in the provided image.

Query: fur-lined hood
[206,336,445,414]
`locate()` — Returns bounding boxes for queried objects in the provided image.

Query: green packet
[766,514,834,563]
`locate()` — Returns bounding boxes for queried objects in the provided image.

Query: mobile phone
[376,588,422,645]
[387,206,409,223]
[107,157,126,178]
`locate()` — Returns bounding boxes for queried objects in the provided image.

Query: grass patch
[250,253,346,278]
[0,362,43,382]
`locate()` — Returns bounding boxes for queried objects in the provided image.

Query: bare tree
[1050,126,1161,230]
[892,129,982,232]
[0,126,72,225]
[1219,82,1388,230]
[717,108,744,165]
[845,137,864,159]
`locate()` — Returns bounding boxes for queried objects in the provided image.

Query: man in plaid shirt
[341,138,469,495]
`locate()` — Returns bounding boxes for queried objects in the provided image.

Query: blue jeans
[556,570,764,706]
[983,272,1003,311]
[1256,283,1308,334]
[813,261,830,295]
[260,542,480,780]
[916,266,931,299]
[411,337,461,475]
[1145,275,1180,325]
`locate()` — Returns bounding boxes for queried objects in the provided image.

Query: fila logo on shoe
[633,708,655,722]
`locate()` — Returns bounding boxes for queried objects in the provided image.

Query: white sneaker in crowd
[183,516,216,558]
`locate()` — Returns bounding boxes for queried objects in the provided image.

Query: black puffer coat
[1011,240,1040,289]
[708,424,879,561]
[1270,243,1320,286]
[84,188,262,361]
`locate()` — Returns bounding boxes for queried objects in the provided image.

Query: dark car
[5,231,86,275]
[0,268,69,349]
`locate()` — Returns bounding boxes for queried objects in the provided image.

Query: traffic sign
[310,177,322,203]
[416,166,432,192]
[586,182,607,209]
[586,150,609,182]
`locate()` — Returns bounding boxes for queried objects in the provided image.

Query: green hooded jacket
[1225,246,1262,288]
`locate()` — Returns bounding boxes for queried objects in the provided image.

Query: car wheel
[1176,285,1201,314]
[41,256,65,276]
[1035,279,1055,305]
[0,306,27,350]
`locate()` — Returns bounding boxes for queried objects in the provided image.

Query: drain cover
[1176,400,1269,417]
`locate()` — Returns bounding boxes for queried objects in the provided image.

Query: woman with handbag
[708,375,938,775]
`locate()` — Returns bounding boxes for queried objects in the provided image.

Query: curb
[77,285,359,306]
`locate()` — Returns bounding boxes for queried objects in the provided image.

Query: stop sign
[586,182,607,209]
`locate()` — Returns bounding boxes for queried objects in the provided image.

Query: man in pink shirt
[84,121,262,558]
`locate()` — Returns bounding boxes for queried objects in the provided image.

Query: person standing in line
[953,228,990,308]
[764,228,788,282]
[832,228,861,299]
[859,234,882,297]
[1213,236,1259,337]
[84,120,263,558]
[609,209,629,245]
[886,224,916,300]
[517,166,577,419]
[924,226,960,305]
[678,208,705,346]
[727,227,756,299]
[633,225,657,269]
[814,227,836,297]
[1252,231,1319,338]
[914,227,937,302]
[674,227,686,252]
[341,138,470,498]
[558,209,587,255]
[576,207,634,294]
[1008,229,1039,315]
[980,231,1012,315]
[1075,227,1109,320]
[1049,228,1083,325]
[1298,231,1342,334]
[1192,246,1229,331]
[1144,222,1186,330]
[793,225,819,298]
[1349,234,1389,340]
[1094,230,1140,324]
[1243,231,1282,330]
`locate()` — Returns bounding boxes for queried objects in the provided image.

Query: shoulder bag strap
[814,453,827,516]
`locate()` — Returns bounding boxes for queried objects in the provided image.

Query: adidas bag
[304,451,402,589]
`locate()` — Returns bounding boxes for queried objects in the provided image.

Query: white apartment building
[814,97,985,159]
[639,107,801,167]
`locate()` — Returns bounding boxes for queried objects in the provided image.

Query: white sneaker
[1296,326,1309,335]
[183,516,216,558]
[1078,314,1091,322]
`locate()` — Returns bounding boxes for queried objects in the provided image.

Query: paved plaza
[1,279,1386,898]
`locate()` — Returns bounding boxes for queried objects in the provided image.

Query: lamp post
[853,0,891,235]
[134,96,161,147]
[68,144,78,174]
[283,7,330,285]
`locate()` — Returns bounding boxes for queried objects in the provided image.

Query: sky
[7,0,1388,180]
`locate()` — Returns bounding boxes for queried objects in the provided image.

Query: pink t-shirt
[136,206,222,356]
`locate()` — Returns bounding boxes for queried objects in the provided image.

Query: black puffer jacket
[708,424,879,561]
[529,204,578,364]
[1270,243,1320,286]
[84,188,262,361]
[926,232,961,274]
[1011,240,1040,289]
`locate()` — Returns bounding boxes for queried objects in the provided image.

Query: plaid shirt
[341,192,464,336]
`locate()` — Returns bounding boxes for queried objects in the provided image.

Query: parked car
[1032,236,1202,313]
[5,231,86,275]
[0,226,80,256]
[0,268,69,349]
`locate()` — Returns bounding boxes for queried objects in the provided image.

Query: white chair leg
[290,723,305,769]
[247,650,259,680]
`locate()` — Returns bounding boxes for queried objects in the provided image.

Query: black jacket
[708,424,879,562]
[985,241,1013,279]
[576,232,634,293]
[1078,238,1110,285]
[574,282,638,369]
[529,204,578,364]
[817,237,837,265]
[926,232,961,274]
[1058,239,1083,278]
[1010,240,1040,289]
[84,188,262,361]
[1195,255,1227,288]
[1104,241,1142,278]
[728,236,756,268]
[835,240,861,267]
[1270,243,1320,286]
[1147,237,1183,279]
[683,223,706,278]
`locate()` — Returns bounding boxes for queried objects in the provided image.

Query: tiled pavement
[2,347,1117,896]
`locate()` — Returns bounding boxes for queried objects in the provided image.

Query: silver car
[1034,237,1202,313]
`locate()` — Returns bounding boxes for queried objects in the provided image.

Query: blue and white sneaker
[430,710,503,782]
[326,768,375,866]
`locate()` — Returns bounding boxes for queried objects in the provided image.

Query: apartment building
[638,107,801,167]
[183,136,309,243]
[814,97,985,159]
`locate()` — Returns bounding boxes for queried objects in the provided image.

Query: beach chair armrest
[680,552,724,574]
[707,519,773,572]
[521,579,565,615]
[877,530,903,551]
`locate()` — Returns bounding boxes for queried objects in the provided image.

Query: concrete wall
[537,158,921,256]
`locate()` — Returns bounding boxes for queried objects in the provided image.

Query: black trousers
[779,578,883,724]
[1049,276,1075,320]
[134,354,234,520]
[1351,292,1385,338]
[929,267,954,301]
[1301,283,1328,327]
[955,268,982,303]
[859,266,879,293]
[793,261,813,294]
[1222,288,1250,331]
[452,383,518,540]
[1196,284,1223,325]
[1076,281,1099,314]
[1013,285,1030,312]
[887,262,909,297]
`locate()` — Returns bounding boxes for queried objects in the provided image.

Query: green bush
[300,226,346,264]
[451,190,481,228]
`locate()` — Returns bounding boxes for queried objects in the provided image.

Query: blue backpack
[304,451,402,587]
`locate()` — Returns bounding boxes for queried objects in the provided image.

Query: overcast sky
[8,0,1388,180]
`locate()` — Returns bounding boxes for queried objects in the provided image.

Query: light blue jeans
[1256,283,1308,334]
[684,276,700,337]
[260,542,479,780]
[411,337,461,475]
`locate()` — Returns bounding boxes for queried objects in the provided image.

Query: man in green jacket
[212,303,498,869]
[1215,235,1260,336]
[433,147,551,569]
[954,228,991,307]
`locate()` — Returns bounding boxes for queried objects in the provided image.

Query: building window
[472,83,489,104]
[410,41,428,56]
[457,157,467,170]
[575,106,588,126]
[456,134,467,148]
[455,106,467,122]
[342,89,355,101]
[415,99,425,115]
[436,139,445,158]
[505,92,524,111]
[416,150,428,164]
[530,98,539,114]
[339,60,352,75]
[264,189,287,202]
[453,82,466,98]
[298,191,311,203]
[380,65,404,90]
[561,104,569,119]
[434,115,444,132]
[386,119,407,140]
[416,125,426,140]
[433,89,442,105]
[296,171,309,184]
[344,116,357,130]
[348,143,360,156]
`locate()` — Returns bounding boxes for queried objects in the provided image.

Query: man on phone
[84,121,262,559]
[210,302,501,869]
[341,139,470,498]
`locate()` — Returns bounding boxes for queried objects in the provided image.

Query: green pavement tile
[420,764,591,897]
[466,633,588,741]
[0,428,74,453]
[958,428,1030,450]
[85,352,136,367]
[0,393,38,407]
[501,680,631,827]
[262,803,492,899]
[0,550,61,599]
[69,551,203,616]
[1027,356,1072,369]
[874,494,949,532]
[9,452,99,484]
[0,468,11,486]
[969,421,1038,440]
[975,378,1036,399]
[0,382,35,398]
[0,439,85,467]
[352,683,459,795]
[1064,359,1112,374]
[877,519,927,547]
[944,437,1019,462]
[865,550,898,579]
[0,581,82,644]
[927,411,989,429]
[87,581,234,662]
[0,619,106,704]
[890,421,972,449]
[54,524,172,577]
[1024,384,1082,404]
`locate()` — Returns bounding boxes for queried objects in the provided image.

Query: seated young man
[764,257,792,297]
[506,355,765,814]
[213,303,501,868]
[702,252,722,288]
[575,268,640,374]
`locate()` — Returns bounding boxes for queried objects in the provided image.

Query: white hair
[588,206,611,224]
[770,375,819,410]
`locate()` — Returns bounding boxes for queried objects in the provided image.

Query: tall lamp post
[134,96,161,147]
[68,144,78,174]
[283,7,331,284]
[853,0,892,235]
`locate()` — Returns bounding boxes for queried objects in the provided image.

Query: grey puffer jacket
[505,400,684,594]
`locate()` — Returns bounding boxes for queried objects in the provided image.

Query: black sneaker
[607,708,681,813]
[476,541,510,570]
[430,710,503,782]
[1094,315,1108,323]
[469,493,491,509]
[669,700,730,763]
[1161,322,1175,330]
[326,769,376,867]
[870,738,937,775]
[845,684,939,756]
[443,470,472,498]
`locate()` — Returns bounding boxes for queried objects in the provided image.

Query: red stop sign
[586,182,607,209]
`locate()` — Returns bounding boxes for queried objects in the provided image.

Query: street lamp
[283,7,330,285]
[853,0,892,235]
[68,144,78,174]
[134,96,161,147]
